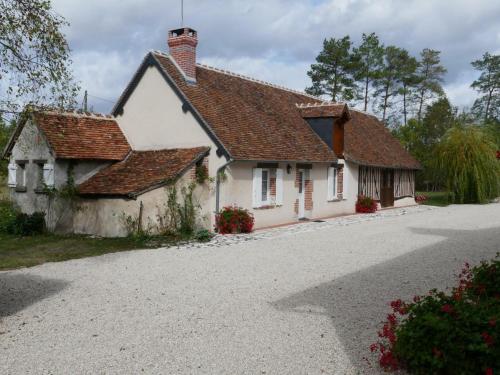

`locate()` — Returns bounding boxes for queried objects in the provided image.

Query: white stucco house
[3,27,421,237]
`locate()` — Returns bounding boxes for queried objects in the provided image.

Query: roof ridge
[348,108,381,120]
[296,102,347,108]
[36,109,114,121]
[193,61,320,100]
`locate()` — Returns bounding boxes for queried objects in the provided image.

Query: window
[36,162,44,190]
[7,163,17,187]
[42,163,55,187]
[16,161,27,191]
[252,167,283,208]
[327,167,338,201]
[261,169,270,204]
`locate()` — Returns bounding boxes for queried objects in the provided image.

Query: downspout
[215,158,234,213]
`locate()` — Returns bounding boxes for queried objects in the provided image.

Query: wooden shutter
[43,163,55,187]
[275,168,283,205]
[327,167,335,201]
[252,168,262,208]
[8,163,16,187]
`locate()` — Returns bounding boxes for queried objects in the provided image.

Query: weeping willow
[434,125,500,204]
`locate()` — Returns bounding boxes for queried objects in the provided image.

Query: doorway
[380,169,394,208]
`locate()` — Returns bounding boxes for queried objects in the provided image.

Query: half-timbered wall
[358,166,381,200]
[394,169,415,198]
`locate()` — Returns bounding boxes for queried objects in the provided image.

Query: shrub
[355,195,378,213]
[0,199,17,233]
[371,256,500,374]
[215,206,254,234]
[434,125,500,204]
[194,229,213,242]
[415,194,428,203]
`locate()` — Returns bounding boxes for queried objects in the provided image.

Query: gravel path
[1,204,499,374]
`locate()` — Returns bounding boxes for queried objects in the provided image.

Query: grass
[0,233,193,271]
[416,191,450,207]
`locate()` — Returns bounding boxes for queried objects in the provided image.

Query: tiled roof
[344,110,421,170]
[33,111,131,160]
[152,52,338,163]
[297,103,350,119]
[78,147,209,197]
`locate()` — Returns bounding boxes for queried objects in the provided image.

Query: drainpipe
[215,158,233,213]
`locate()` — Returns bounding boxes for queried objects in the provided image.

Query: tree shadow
[272,226,500,373]
[0,273,68,317]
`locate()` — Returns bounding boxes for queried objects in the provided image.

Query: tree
[470,52,500,122]
[422,97,456,145]
[397,54,419,126]
[373,46,409,123]
[434,125,499,203]
[305,36,357,102]
[414,49,447,121]
[0,0,79,115]
[351,32,384,112]
[0,116,12,178]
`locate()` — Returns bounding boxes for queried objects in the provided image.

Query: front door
[298,169,306,218]
[380,169,394,208]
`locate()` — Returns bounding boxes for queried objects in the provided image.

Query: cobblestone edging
[173,205,438,250]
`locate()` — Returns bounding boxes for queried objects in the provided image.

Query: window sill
[15,186,27,193]
[34,188,48,194]
[328,197,347,202]
[255,204,282,210]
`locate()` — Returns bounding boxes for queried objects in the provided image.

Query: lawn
[416,191,450,207]
[0,234,188,271]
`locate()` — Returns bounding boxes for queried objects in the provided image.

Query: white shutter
[8,163,17,187]
[327,167,334,201]
[252,168,262,208]
[275,168,283,206]
[43,163,55,187]
[343,165,347,199]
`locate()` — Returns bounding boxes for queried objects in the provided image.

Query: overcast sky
[52,0,500,114]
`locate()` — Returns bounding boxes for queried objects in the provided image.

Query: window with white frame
[42,163,55,188]
[7,163,17,187]
[252,167,283,208]
[327,166,338,201]
[15,161,27,190]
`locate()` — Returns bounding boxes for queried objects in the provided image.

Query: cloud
[51,0,500,113]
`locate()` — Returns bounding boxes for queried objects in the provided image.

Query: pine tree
[351,33,384,112]
[305,36,356,102]
[470,52,500,122]
[415,49,447,121]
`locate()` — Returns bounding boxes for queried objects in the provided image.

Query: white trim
[327,167,338,201]
[43,163,55,187]
[252,168,262,208]
[260,168,271,206]
[275,168,283,206]
[7,163,16,187]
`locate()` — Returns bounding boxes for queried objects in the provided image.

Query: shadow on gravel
[273,226,500,374]
[0,274,68,317]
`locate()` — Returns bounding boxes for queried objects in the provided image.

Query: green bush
[0,199,17,233]
[0,200,46,236]
[372,256,500,374]
[434,125,500,203]
[194,229,213,242]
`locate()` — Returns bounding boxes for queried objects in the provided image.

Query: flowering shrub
[371,256,500,374]
[415,194,428,203]
[215,206,254,234]
[355,195,378,213]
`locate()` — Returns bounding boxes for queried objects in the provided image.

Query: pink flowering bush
[215,206,254,234]
[371,256,500,374]
[415,194,428,203]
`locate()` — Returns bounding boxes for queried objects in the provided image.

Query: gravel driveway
[1,204,499,374]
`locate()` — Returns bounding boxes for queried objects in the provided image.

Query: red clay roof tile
[33,111,131,160]
[78,147,209,196]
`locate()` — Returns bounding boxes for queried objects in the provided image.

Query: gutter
[215,158,234,213]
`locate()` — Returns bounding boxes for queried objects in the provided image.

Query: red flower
[481,332,494,347]
[489,318,496,327]
[486,368,493,375]
[432,347,443,358]
[441,304,454,314]
[390,299,407,314]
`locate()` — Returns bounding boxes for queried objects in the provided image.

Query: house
[3,27,420,237]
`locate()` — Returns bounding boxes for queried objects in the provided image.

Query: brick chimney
[168,27,198,82]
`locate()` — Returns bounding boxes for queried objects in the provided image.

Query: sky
[51,0,500,114]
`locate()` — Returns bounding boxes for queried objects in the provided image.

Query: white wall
[220,161,359,229]
[115,64,228,226]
